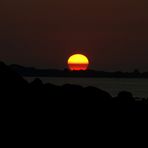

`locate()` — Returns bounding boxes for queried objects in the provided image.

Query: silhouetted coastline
[10,64,148,78]
[0,61,147,115]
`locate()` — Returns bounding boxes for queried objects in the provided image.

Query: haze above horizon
[0,0,148,71]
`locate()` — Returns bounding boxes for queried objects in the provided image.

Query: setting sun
[68,54,89,71]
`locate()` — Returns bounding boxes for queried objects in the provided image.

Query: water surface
[25,77,148,98]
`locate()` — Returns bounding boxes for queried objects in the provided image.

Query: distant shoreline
[23,75,148,79]
[10,64,148,78]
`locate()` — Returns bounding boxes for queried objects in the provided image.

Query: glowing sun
[68,54,89,71]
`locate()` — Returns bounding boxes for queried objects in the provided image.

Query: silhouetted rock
[117,91,135,103]
[0,61,28,99]
[0,61,147,117]
[1,60,148,142]
[85,86,112,101]
[0,62,28,87]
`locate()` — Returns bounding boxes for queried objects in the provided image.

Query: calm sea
[25,77,148,98]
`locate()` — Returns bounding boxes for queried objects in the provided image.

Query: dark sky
[0,0,148,71]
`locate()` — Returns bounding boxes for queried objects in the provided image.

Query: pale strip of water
[25,77,148,98]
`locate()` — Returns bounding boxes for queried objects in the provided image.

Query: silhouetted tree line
[10,64,148,78]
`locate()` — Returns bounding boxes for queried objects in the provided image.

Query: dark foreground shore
[1,61,148,143]
[0,61,147,114]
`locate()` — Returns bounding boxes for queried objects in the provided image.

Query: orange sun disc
[68,54,89,71]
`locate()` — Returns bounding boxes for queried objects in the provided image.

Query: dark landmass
[0,61,147,113]
[10,64,148,78]
[1,61,148,139]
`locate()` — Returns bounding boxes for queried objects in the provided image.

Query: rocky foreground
[0,61,147,114]
[1,61,148,143]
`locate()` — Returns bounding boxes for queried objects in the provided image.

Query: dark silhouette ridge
[0,62,28,99]
[0,61,147,114]
[1,61,148,140]
[0,62,28,87]
[0,60,147,134]
[117,91,134,103]
[10,64,148,78]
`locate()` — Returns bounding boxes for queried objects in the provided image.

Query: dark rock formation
[1,61,148,143]
[0,61,147,116]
